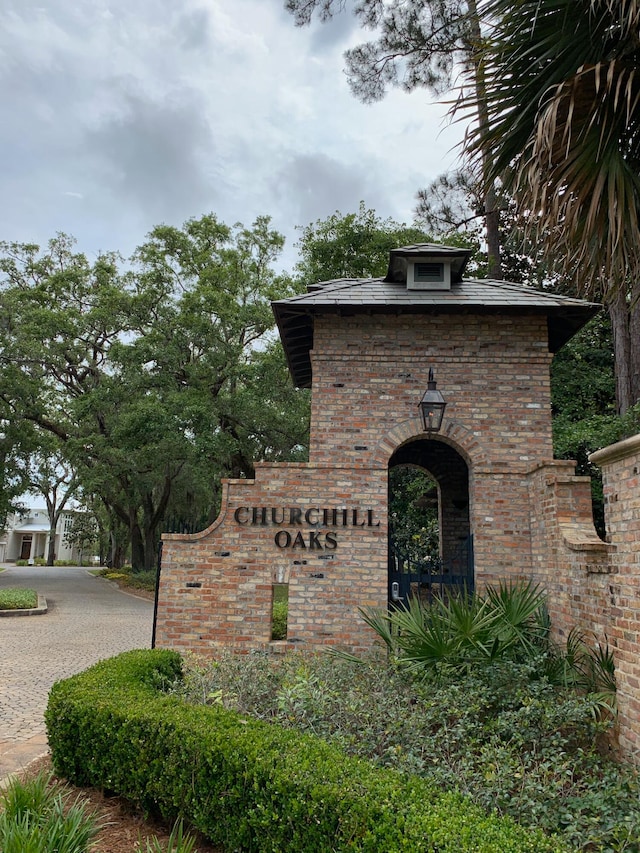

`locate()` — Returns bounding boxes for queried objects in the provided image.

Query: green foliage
[178,650,638,851]
[0,587,37,609]
[285,1,470,103]
[271,584,289,640]
[271,600,288,641]
[126,570,158,590]
[98,565,157,592]
[361,581,548,676]
[63,511,98,562]
[0,217,310,572]
[469,0,640,411]
[137,821,198,853]
[389,465,439,562]
[472,0,640,296]
[0,414,33,526]
[0,770,99,853]
[551,316,616,424]
[546,628,618,717]
[294,202,432,283]
[551,314,632,534]
[46,650,566,852]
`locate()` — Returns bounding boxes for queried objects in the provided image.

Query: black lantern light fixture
[418,368,447,433]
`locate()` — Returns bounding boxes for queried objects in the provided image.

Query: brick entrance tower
[155,245,600,655]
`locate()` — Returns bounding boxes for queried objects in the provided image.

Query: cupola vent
[408,257,451,290]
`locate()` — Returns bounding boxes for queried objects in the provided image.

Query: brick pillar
[591,435,640,761]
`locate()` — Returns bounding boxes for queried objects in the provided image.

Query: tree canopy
[294,202,431,282]
[285,0,504,277]
[468,0,640,411]
[0,215,310,570]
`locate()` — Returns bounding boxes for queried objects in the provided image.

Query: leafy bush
[361,581,549,675]
[97,566,157,592]
[176,650,639,851]
[361,582,616,716]
[46,650,566,852]
[0,587,37,609]
[271,600,288,640]
[126,569,157,590]
[0,770,99,853]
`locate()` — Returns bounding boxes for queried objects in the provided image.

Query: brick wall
[154,296,640,765]
[526,460,612,639]
[309,314,554,469]
[157,463,388,655]
[590,435,640,759]
[156,310,585,656]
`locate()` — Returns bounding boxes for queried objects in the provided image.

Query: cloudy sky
[0,0,464,273]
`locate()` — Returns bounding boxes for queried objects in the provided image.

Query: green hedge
[45,650,570,853]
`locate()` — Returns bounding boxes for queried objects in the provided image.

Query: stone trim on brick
[590,433,640,467]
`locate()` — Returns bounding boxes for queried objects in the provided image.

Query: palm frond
[466,0,640,293]
[359,606,396,653]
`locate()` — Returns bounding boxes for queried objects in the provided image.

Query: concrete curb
[0,595,48,617]
[0,748,50,789]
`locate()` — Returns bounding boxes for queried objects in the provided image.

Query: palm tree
[469,0,640,412]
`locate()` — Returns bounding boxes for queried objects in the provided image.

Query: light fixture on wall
[418,368,447,433]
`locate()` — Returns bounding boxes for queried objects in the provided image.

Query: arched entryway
[388,439,473,608]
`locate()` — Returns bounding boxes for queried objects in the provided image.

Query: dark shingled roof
[272,246,601,388]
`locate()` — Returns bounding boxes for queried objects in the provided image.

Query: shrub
[0,587,37,609]
[176,651,640,851]
[361,580,549,675]
[271,599,288,640]
[126,569,157,591]
[97,566,157,592]
[46,650,567,852]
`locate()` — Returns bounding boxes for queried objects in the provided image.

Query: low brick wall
[526,460,613,642]
[156,462,388,655]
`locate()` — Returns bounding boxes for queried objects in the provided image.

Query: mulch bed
[15,756,222,852]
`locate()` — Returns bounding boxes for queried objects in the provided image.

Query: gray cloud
[308,10,360,53]
[270,0,360,52]
[0,0,463,266]
[175,6,213,53]
[272,151,392,230]
[85,87,218,223]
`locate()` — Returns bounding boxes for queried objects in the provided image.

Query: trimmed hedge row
[45,650,570,853]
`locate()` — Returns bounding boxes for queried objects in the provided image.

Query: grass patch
[0,588,37,610]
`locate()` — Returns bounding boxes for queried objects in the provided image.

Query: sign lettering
[233,505,379,551]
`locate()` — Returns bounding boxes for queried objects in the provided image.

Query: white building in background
[0,508,80,563]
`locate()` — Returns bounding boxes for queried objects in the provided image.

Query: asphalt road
[0,564,154,781]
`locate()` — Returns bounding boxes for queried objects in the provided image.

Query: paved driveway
[0,564,153,780]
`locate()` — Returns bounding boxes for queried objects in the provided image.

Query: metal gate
[388,534,474,608]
